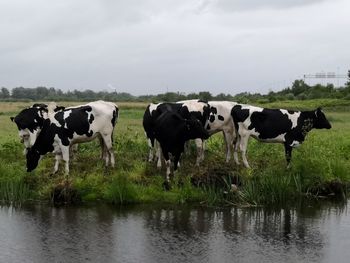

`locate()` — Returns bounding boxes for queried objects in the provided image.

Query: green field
[0,99,350,206]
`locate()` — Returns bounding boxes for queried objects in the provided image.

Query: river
[0,201,349,263]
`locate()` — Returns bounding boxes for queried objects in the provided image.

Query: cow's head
[313,108,332,129]
[11,107,46,147]
[26,148,41,172]
[185,117,210,140]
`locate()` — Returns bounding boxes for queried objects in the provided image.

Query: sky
[0,0,349,96]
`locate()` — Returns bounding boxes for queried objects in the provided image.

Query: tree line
[1,71,350,103]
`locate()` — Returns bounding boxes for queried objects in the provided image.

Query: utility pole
[303,72,347,87]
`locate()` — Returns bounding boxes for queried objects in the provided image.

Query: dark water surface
[1,201,350,263]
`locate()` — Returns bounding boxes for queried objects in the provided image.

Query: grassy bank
[0,99,349,206]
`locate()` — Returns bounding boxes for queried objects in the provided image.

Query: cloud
[212,0,329,12]
[0,0,349,95]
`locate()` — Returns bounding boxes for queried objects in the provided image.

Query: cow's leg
[101,134,115,168]
[223,130,233,163]
[162,150,171,190]
[173,152,183,186]
[155,141,162,169]
[202,140,207,161]
[239,134,250,168]
[194,138,203,166]
[61,146,70,175]
[233,135,240,165]
[98,135,106,160]
[69,144,78,159]
[53,153,62,174]
[148,138,154,162]
[284,143,293,169]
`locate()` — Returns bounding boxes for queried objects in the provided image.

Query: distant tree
[186,93,199,100]
[0,87,10,99]
[290,79,309,96]
[12,87,28,99]
[198,91,212,101]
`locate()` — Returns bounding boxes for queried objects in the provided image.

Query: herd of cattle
[10,99,331,189]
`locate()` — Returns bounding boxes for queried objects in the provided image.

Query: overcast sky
[0,0,349,95]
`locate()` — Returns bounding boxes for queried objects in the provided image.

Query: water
[0,201,350,263]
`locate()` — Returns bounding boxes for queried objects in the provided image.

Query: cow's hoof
[162,181,171,191]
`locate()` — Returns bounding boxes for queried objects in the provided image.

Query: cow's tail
[111,105,119,143]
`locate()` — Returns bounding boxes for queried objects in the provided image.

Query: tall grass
[0,162,32,203]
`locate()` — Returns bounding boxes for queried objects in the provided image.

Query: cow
[152,110,209,189]
[231,104,332,168]
[143,100,210,167]
[204,101,238,162]
[11,103,65,150]
[26,100,119,175]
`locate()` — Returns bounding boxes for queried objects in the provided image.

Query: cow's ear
[10,117,14,122]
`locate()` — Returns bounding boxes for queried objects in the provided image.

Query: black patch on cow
[218,115,224,121]
[210,107,217,115]
[206,124,211,130]
[111,107,119,126]
[89,113,95,124]
[209,115,215,123]
[231,105,249,123]
[288,110,295,114]
[13,107,45,132]
[65,106,93,138]
[55,112,66,127]
[248,109,293,139]
[231,105,249,132]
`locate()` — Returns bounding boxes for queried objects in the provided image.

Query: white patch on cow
[62,110,72,128]
[240,104,264,113]
[207,101,237,135]
[290,140,301,148]
[53,134,62,153]
[253,133,286,143]
[180,101,206,113]
[280,109,300,129]
[19,128,41,148]
[149,103,161,114]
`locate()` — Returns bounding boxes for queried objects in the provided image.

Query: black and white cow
[152,110,209,189]
[143,100,210,167]
[11,103,65,150]
[231,104,332,168]
[205,101,238,162]
[26,100,119,174]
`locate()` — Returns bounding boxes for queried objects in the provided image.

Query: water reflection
[0,200,349,263]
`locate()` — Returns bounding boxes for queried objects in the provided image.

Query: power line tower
[303,72,347,87]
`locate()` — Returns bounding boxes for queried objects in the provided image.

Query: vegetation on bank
[0,100,349,207]
[1,72,350,103]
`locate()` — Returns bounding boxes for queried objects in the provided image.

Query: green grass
[0,100,350,206]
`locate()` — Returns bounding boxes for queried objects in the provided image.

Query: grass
[0,99,349,206]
